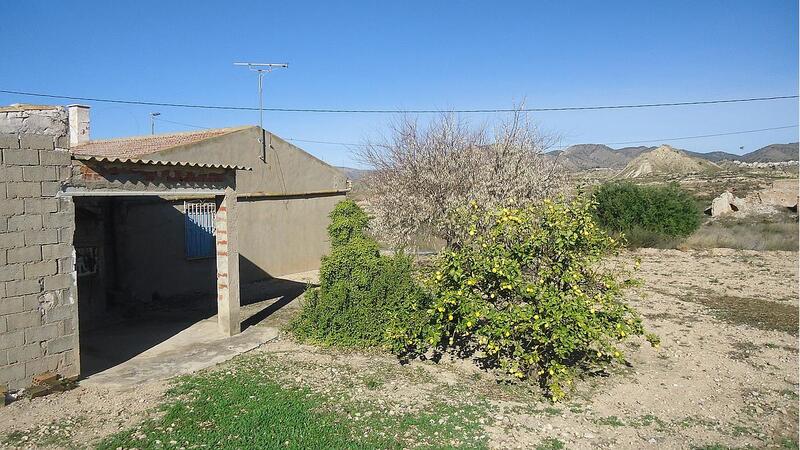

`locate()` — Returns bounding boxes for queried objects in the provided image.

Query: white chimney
[68,104,90,147]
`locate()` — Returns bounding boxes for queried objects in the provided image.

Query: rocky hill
[683,150,740,162]
[335,166,370,181]
[617,145,721,178]
[550,142,797,170]
[740,143,799,163]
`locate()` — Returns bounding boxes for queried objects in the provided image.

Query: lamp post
[150,112,161,135]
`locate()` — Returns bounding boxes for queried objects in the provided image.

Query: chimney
[68,104,90,147]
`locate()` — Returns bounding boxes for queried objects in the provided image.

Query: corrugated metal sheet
[71,154,251,171]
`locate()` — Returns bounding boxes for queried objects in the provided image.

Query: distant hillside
[740,143,799,163]
[683,150,740,162]
[550,142,797,170]
[617,145,721,178]
[553,144,631,170]
[335,166,371,181]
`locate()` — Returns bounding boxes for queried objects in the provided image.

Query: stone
[7,246,42,264]
[8,214,43,231]
[2,148,38,165]
[39,149,70,166]
[0,363,25,386]
[24,229,58,246]
[24,260,58,279]
[0,133,20,149]
[6,310,42,331]
[6,182,41,198]
[22,166,57,182]
[709,191,737,217]
[7,343,43,364]
[24,324,59,343]
[19,134,55,150]
[0,296,24,315]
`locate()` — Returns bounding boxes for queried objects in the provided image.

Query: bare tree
[356,107,567,248]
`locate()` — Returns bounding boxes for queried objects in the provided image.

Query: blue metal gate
[184,201,216,258]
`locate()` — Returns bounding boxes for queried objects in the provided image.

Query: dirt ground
[0,249,797,449]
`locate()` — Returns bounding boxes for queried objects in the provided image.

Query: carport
[60,155,249,376]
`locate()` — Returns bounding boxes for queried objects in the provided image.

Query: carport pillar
[215,187,241,336]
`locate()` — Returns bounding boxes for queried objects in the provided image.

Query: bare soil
[0,249,797,449]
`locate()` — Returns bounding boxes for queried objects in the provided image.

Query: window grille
[184,201,216,258]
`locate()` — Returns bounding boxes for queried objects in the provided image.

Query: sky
[1,0,797,167]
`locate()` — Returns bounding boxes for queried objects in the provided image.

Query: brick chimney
[68,104,90,147]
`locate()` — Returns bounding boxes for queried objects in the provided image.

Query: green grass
[536,437,566,450]
[593,415,625,427]
[98,355,490,449]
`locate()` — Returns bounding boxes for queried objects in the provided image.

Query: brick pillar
[215,187,240,336]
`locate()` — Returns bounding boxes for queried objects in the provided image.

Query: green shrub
[326,199,370,248]
[386,198,659,401]
[290,200,428,347]
[593,182,701,243]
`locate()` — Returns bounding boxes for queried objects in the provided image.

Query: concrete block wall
[0,105,78,390]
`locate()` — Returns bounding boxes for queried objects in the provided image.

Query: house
[0,104,349,390]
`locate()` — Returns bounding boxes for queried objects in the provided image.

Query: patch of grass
[691,445,741,450]
[536,437,566,450]
[362,374,385,390]
[2,417,84,449]
[543,406,562,416]
[689,289,799,335]
[728,425,759,438]
[99,355,490,450]
[678,415,719,429]
[778,388,799,400]
[593,415,625,427]
[780,437,800,450]
[628,414,668,430]
[728,341,761,362]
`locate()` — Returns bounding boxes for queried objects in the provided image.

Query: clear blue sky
[1,0,797,166]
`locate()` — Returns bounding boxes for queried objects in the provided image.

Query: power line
[593,125,799,147]
[286,125,799,149]
[153,116,798,149]
[154,117,208,129]
[0,89,796,114]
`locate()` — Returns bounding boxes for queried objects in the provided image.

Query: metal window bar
[184,201,216,258]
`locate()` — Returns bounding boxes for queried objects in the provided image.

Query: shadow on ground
[79,276,310,382]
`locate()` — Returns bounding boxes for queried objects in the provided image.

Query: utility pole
[234,62,288,161]
[150,112,161,135]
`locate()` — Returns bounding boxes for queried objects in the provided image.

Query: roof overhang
[63,157,238,197]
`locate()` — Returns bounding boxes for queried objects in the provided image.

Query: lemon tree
[387,197,659,400]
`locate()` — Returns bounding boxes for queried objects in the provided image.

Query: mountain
[617,145,721,178]
[335,166,371,180]
[550,142,797,170]
[740,143,799,163]
[554,144,635,170]
[684,150,740,162]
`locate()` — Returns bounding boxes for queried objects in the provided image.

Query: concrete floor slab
[80,272,316,389]
[81,316,278,389]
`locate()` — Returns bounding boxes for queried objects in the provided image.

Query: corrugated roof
[72,154,251,171]
[71,126,250,158]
